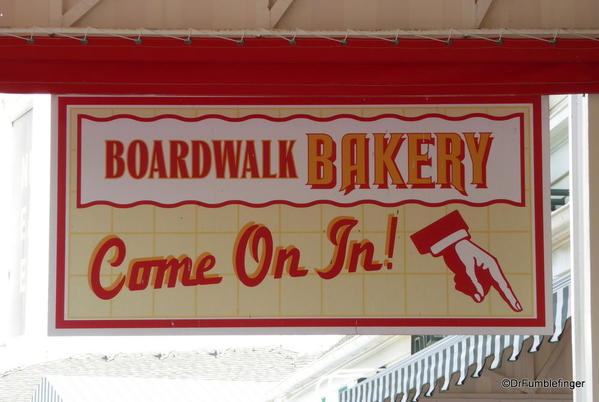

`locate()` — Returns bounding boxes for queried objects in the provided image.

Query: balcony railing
[410,335,444,355]
[551,188,569,211]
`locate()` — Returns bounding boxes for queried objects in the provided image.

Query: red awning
[0,37,598,95]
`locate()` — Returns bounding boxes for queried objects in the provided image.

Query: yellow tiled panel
[404,205,448,232]
[489,232,533,275]
[111,285,155,318]
[196,278,237,317]
[64,104,539,322]
[468,231,489,251]
[322,275,363,316]
[404,236,447,274]
[280,275,322,316]
[447,276,493,317]
[237,108,279,117]
[197,205,238,232]
[96,274,125,297]
[113,205,155,233]
[322,205,364,234]
[524,115,532,150]
[319,108,363,118]
[70,205,112,233]
[362,205,398,233]
[69,233,113,275]
[197,233,238,275]
[399,108,443,118]
[351,232,402,275]
[155,205,196,233]
[524,158,532,191]
[72,108,114,118]
[116,233,154,259]
[67,276,111,318]
[276,108,321,118]
[450,205,489,232]
[279,233,323,272]
[439,107,489,118]
[489,204,531,231]
[160,108,198,118]
[68,150,78,190]
[241,252,269,282]
[95,233,154,290]
[481,107,525,118]
[487,274,534,317]
[406,274,448,316]
[320,230,364,276]
[110,108,160,118]
[155,233,195,258]
[195,108,238,118]
[154,285,196,317]
[364,275,406,316]
[238,277,279,317]
[280,205,322,232]
[238,205,280,231]
[360,108,404,117]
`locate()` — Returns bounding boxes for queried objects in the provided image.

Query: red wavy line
[80,112,523,123]
[78,198,524,209]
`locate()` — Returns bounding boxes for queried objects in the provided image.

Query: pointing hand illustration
[411,210,522,312]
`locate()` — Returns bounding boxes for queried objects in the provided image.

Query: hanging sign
[50,96,551,334]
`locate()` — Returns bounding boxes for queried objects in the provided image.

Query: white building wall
[274,336,411,402]
[0,95,52,370]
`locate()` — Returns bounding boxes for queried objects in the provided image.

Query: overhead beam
[474,0,494,28]
[2,27,599,38]
[256,0,270,29]
[49,0,63,26]
[62,0,102,27]
[269,0,294,28]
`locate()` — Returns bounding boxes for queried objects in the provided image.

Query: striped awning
[340,274,571,402]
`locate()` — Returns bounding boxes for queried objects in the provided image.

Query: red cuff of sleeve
[410,210,470,255]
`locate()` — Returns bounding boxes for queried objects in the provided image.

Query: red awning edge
[1,37,598,95]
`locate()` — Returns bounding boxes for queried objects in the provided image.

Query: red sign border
[54,95,546,331]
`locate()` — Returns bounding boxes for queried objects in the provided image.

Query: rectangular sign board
[50,96,551,335]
